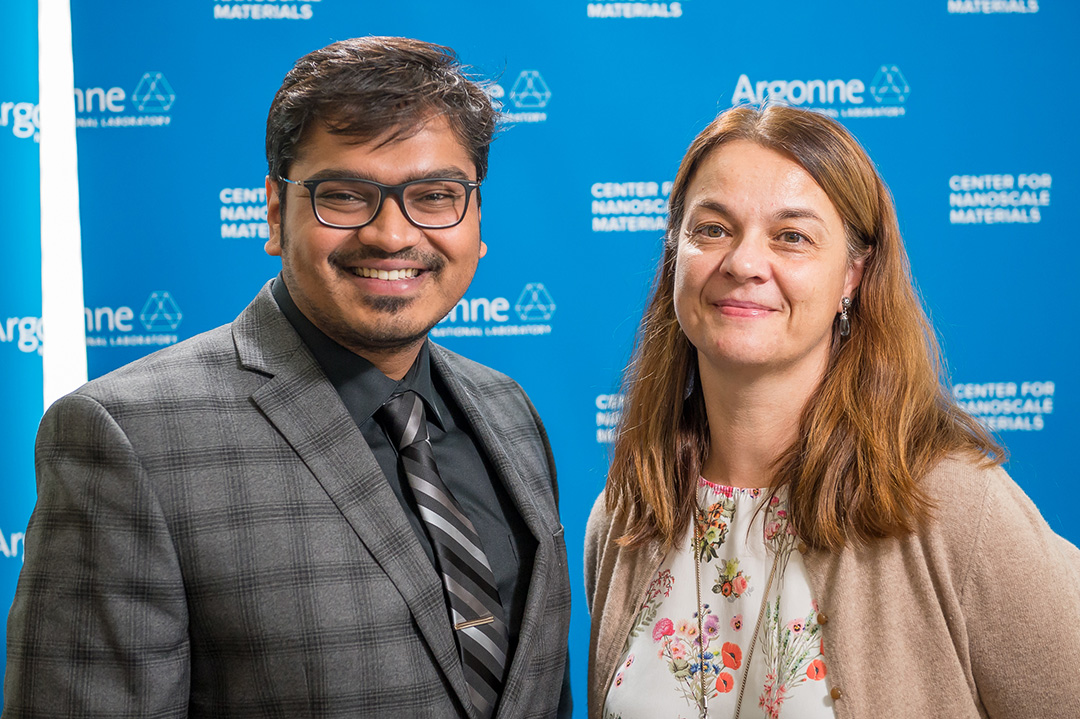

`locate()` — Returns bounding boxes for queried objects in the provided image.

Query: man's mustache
[328,247,447,273]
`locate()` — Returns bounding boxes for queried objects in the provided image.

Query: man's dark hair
[266,36,497,188]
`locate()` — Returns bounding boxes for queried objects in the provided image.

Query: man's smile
[351,267,421,280]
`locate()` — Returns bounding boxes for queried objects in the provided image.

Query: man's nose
[356,195,422,252]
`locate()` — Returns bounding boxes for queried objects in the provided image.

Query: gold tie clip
[454,615,495,631]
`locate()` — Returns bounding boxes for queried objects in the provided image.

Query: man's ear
[265,175,282,257]
[478,207,487,258]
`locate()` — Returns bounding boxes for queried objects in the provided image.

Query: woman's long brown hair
[607,105,1002,552]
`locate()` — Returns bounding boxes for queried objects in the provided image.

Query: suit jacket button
[816,612,828,625]
[830,686,843,700]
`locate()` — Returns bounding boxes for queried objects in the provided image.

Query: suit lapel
[233,287,476,717]
[430,346,560,718]
[428,345,548,543]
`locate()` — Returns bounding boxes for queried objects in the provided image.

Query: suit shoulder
[69,323,241,408]
[430,342,525,396]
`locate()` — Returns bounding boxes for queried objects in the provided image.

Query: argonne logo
[869,65,909,104]
[487,70,551,124]
[432,283,555,338]
[514,283,556,321]
[509,71,552,109]
[0,100,38,141]
[74,72,176,129]
[132,72,176,113]
[731,65,909,119]
[0,529,25,560]
[84,291,184,349]
[139,291,183,331]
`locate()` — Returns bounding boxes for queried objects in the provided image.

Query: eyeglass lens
[313,179,470,228]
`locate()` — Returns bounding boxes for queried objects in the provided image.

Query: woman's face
[673,140,864,379]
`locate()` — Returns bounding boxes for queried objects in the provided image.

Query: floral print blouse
[603,479,836,719]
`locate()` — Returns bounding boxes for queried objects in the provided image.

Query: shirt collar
[271,275,444,429]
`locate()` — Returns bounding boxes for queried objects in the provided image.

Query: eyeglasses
[278,176,480,230]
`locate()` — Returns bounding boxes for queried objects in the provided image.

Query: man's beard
[282,235,450,353]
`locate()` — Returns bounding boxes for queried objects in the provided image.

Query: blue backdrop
[0,0,41,700]
[4,1,1074,713]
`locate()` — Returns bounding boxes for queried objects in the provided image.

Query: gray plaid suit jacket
[4,283,572,718]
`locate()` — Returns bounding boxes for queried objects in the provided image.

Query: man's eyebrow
[302,167,475,182]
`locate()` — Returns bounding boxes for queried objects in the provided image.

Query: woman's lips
[715,299,775,317]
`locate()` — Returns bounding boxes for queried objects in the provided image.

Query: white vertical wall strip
[39,0,88,409]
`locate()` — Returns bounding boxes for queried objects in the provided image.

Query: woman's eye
[696,224,727,239]
[779,231,809,244]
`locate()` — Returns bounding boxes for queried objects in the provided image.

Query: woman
[585,105,1080,719]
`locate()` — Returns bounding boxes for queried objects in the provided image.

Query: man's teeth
[354,267,420,280]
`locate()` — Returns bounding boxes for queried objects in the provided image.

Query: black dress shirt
[271,277,536,663]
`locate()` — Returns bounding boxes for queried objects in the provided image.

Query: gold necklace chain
[692,498,784,719]
[693,538,706,719]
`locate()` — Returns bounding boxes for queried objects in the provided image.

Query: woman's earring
[839,297,852,338]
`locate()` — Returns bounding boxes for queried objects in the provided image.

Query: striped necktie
[377,391,509,719]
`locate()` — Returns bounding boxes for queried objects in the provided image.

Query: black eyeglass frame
[278,176,481,230]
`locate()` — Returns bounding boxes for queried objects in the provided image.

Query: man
[4,37,571,719]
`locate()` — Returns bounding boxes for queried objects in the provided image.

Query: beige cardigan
[585,457,1080,719]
